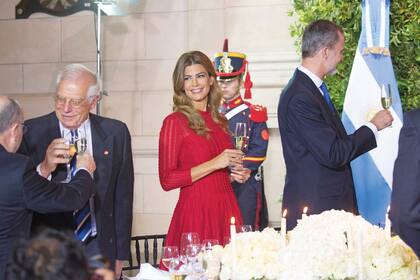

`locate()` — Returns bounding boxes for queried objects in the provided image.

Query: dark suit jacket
[20,112,134,265]
[391,109,420,257]
[277,69,377,230]
[0,144,93,280]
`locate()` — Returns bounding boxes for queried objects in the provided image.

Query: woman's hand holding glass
[213,149,243,170]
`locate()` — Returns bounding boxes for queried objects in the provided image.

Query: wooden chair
[120,234,166,279]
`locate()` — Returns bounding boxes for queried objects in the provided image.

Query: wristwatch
[15,0,94,19]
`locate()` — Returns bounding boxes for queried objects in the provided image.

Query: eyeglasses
[55,94,87,108]
[20,123,29,134]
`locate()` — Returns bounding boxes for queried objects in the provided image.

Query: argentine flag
[342,0,403,226]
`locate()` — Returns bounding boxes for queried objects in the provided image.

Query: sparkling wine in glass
[62,130,77,182]
[75,125,88,154]
[234,122,247,151]
[381,84,393,128]
[381,84,392,110]
[161,246,179,274]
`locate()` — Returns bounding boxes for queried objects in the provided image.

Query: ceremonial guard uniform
[214,40,269,229]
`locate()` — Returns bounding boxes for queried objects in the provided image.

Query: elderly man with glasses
[19,64,134,279]
[0,96,96,279]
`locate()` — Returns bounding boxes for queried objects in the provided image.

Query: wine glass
[75,124,88,154]
[61,130,77,182]
[380,84,392,127]
[201,240,220,279]
[186,244,201,263]
[234,122,247,151]
[186,244,202,278]
[239,224,253,233]
[381,84,392,110]
[180,232,200,265]
[202,239,219,251]
[161,246,180,274]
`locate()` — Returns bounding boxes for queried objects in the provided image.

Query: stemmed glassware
[180,232,200,277]
[162,246,180,275]
[201,239,220,279]
[380,84,392,110]
[381,84,392,127]
[186,243,201,266]
[62,130,77,183]
[61,124,88,182]
[75,124,88,155]
[239,224,253,233]
[202,239,219,251]
[234,122,248,151]
[180,232,200,265]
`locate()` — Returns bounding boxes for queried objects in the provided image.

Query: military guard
[214,39,269,230]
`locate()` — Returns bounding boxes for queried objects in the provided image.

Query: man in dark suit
[0,96,95,279]
[19,64,134,278]
[391,109,420,257]
[277,20,393,230]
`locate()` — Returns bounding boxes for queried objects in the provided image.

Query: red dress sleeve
[158,114,193,191]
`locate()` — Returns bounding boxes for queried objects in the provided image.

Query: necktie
[320,83,335,112]
[71,129,97,242]
[69,130,77,177]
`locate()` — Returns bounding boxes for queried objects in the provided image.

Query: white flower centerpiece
[208,210,419,280]
[219,228,283,280]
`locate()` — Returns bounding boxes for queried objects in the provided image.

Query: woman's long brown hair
[172,50,227,136]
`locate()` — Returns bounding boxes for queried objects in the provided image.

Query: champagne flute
[234,122,248,151]
[161,246,180,274]
[232,122,247,172]
[62,130,77,182]
[381,84,392,110]
[75,124,88,154]
[381,84,392,127]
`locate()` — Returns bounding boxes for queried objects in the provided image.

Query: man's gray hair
[56,64,101,98]
[0,97,22,134]
[302,20,344,59]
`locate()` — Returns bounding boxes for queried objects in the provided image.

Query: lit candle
[230,217,237,279]
[302,206,308,220]
[230,216,236,243]
[281,209,287,247]
[385,206,391,236]
[357,226,364,280]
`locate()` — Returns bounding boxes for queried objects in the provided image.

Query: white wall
[0,0,299,235]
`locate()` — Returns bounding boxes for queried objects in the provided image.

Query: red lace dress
[159,111,243,250]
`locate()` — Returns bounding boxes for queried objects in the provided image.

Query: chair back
[121,234,166,277]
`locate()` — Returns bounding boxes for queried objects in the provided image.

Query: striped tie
[71,129,97,242]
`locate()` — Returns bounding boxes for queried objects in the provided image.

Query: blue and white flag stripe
[342,0,402,226]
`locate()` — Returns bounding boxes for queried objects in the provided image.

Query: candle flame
[303,206,308,214]
[283,209,287,218]
[230,216,235,225]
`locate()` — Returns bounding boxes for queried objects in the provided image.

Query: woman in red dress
[159,51,248,254]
